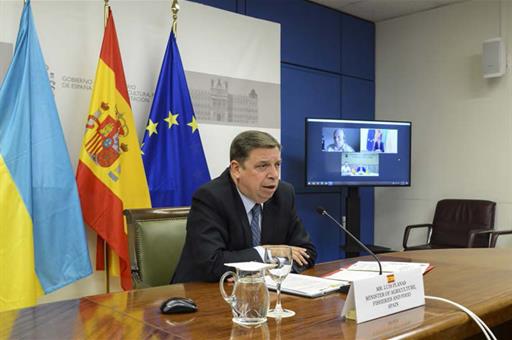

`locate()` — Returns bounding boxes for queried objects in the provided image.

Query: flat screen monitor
[305,118,411,187]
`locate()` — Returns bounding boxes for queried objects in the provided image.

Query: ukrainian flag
[0,1,92,312]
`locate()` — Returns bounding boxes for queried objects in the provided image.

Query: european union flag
[142,32,210,207]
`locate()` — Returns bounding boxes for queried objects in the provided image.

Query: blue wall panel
[246,0,341,73]
[236,0,246,13]
[340,77,375,253]
[341,14,375,80]
[281,64,341,193]
[341,76,375,119]
[296,193,344,262]
[359,187,374,247]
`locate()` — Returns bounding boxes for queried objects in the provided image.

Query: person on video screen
[326,128,355,152]
[341,162,351,175]
[367,129,385,152]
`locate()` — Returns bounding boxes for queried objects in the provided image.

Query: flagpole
[171,0,179,35]
[103,0,111,294]
[104,0,110,28]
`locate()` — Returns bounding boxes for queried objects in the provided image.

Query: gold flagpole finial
[171,0,180,35]
[104,0,110,28]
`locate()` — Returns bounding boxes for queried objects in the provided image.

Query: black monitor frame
[305,118,412,188]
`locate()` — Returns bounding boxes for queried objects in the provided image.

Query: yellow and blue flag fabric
[0,0,92,312]
[142,31,210,207]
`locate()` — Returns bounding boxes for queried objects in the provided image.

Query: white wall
[375,0,512,250]
[0,42,12,82]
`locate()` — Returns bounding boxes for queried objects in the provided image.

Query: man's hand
[290,246,310,267]
[262,245,310,267]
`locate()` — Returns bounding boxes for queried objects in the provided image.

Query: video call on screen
[305,118,411,186]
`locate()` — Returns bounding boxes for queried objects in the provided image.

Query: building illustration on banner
[190,78,259,124]
[53,66,279,129]
[186,71,279,128]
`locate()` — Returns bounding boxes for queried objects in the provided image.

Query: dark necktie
[250,204,261,246]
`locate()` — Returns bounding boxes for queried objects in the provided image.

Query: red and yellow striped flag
[76,8,151,290]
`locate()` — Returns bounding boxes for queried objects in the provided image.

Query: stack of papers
[265,273,348,298]
[324,261,432,282]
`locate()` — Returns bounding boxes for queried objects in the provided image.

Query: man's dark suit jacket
[172,168,317,283]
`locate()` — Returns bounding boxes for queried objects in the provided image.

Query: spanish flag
[76,8,151,290]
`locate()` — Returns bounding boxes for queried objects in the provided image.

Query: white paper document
[265,273,348,298]
[328,270,380,282]
[325,261,431,283]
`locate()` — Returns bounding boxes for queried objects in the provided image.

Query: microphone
[316,206,382,275]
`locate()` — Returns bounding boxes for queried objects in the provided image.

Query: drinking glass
[264,246,295,318]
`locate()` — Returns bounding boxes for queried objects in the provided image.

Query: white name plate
[341,268,425,324]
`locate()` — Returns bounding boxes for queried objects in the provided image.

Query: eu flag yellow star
[187,116,199,133]
[146,119,158,137]
[164,112,179,128]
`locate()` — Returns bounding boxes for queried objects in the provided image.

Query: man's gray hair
[230,130,281,164]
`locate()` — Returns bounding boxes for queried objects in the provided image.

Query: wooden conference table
[1,248,512,339]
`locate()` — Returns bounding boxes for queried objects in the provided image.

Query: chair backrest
[124,207,189,288]
[430,199,496,248]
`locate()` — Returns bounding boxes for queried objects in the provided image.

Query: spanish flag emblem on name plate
[387,274,396,284]
[76,7,151,290]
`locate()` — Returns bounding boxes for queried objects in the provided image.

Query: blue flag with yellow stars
[142,31,210,207]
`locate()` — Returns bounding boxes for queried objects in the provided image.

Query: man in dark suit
[172,130,317,283]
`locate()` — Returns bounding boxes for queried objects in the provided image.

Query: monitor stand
[343,187,393,257]
[345,187,361,258]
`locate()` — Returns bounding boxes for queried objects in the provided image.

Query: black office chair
[124,207,189,288]
[403,199,496,250]
[468,229,512,248]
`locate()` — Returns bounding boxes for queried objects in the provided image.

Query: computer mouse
[160,297,198,314]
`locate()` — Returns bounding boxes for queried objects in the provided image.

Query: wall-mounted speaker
[482,37,506,78]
